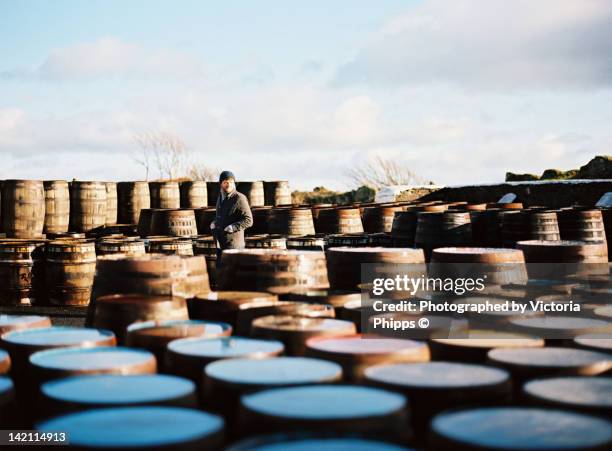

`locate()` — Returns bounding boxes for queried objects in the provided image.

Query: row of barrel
[0,179,291,238]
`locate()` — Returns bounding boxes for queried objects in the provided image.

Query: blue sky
[1,0,611,190]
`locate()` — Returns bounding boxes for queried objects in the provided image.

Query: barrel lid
[306,335,429,360]
[228,436,413,451]
[241,385,405,421]
[198,291,278,304]
[430,407,612,450]
[168,337,284,359]
[127,319,232,339]
[0,314,51,334]
[574,334,612,353]
[2,326,114,346]
[205,357,342,388]
[41,374,195,406]
[37,407,224,448]
[431,329,544,349]
[30,346,155,372]
[252,316,355,333]
[487,347,612,372]
[509,316,610,336]
[594,306,612,319]
[365,362,509,390]
[523,377,612,412]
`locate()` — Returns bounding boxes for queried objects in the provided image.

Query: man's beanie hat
[219,170,236,183]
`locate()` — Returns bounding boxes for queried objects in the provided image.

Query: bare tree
[133,131,189,180]
[346,155,427,189]
[187,164,220,181]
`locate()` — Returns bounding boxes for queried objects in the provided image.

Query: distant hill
[506,155,612,181]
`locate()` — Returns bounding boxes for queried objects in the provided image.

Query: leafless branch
[346,155,427,189]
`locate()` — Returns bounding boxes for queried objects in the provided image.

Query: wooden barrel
[391,210,418,246]
[147,237,194,256]
[414,211,472,259]
[150,209,198,237]
[2,180,45,238]
[471,209,504,247]
[117,181,150,224]
[237,181,265,207]
[365,362,511,442]
[429,407,612,451]
[137,208,154,237]
[248,207,272,235]
[126,319,232,371]
[104,182,118,226]
[306,335,430,382]
[40,374,197,418]
[43,180,70,234]
[45,240,97,306]
[38,406,224,451]
[0,314,51,334]
[326,233,371,248]
[166,336,285,385]
[315,207,363,234]
[558,208,607,243]
[508,316,610,339]
[599,208,612,261]
[517,240,609,263]
[281,289,360,308]
[268,208,315,236]
[250,316,356,356]
[573,334,612,354]
[95,238,146,257]
[206,181,220,207]
[179,181,207,208]
[69,181,107,233]
[193,236,218,289]
[92,294,189,343]
[245,234,287,250]
[238,385,408,440]
[326,247,425,291]
[203,357,342,430]
[0,239,46,305]
[502,210,560,247]
[362,205,402,233]
[286,234,326,251]
[194,208,216,235]
[263,181,291,206]
[217,249,329,294]
[149,181,180,209]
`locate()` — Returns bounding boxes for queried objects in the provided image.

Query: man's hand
[210,221,216,230]
[224,224,237,233]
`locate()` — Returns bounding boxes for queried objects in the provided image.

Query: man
[210,170,253,268]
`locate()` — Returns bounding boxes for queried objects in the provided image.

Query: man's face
[221,178,235,193]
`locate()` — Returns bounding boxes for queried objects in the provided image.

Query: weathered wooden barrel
[150,208,198,237]
[238,385,408,440]
[391,210,419,246]
[126,319,232,371]
[517,240,609,263]
[245,234,287,250]
[45,240,97,306]
[368,232,395,247]
[326,233,371,248]
[104,182,117,226]
[40,374,198,418]
[471,209,504,247]
[218,249,329,294]
[286,234,326,251]
[95,237,146,257]
[0,239,46,305]
[326,247,425,291]
[38,406,224,451]
[508,316,610,340]
[148,237,194,256]
[0,314,51,334]
[501,210,560,247]
[362,205,402,233]
[268,208,315,236]
[414,211,472,259]
[193,236,218,289]
[136,208,154,237]
[237,181,265,207]
[194,208,216,235]
[166,336,285,385]
[46,232,85,240]
[315,207,363,234]
[206,181,220,206]
[117,181,150,224]
[281,289,360,308]
[179,180,207,208]
[92,294,189,343]
[69,181,107,233]
[43,180,70,234]
[263,181,291,206]
[1,180,45,238]
[149,181,180,209]
[306,335,430,382]
[249,207,272,235]
[487,202,523,210]
[429,407,611,451]
[365,362,511,441]
[250,315,356,356]
[558,208,607,243]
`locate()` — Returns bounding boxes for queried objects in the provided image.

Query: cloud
[335,0,612,90]
[1,37,206,81]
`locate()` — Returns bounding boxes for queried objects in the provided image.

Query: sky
[1,0,611,191]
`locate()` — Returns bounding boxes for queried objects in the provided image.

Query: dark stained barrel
[248,207,272,235]
[104,182,118,226]
[326,233,371,248]
[117,181,150,224]
[147,237,194,256]
[415,211,472,259]
[391,210,418,246]
[362,205,402,233]
[0,239,46,305]
[96,238,146,257]
[558,208,607,243]
[69,181,107,233]
[179,181,207,208]
[263,181,291,206]
[45,240,97,306]
[268,208,315,236]
[137,208,154,237]
[206,181,220,207]
[194,208,216,235]
[471,209,504,247]
[237,181,265,207]
[150,209,198,237]
[517,240,609,263]
[2,180,45,238]
[245,234,287,250]
[315,207,363,234]
[502,210,560,247]
[286,234,326,251]
[149,181,180,209]
[43,180,70,234]
[193,236,218,289]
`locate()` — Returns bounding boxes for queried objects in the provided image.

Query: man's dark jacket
[214,189,253,249]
